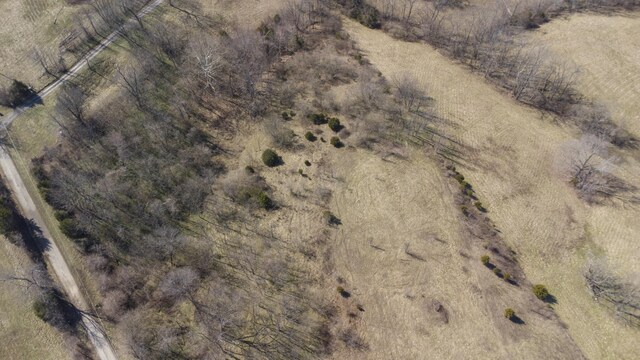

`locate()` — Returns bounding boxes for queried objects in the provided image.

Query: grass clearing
[344,17,640,359]
[527,12,640,139]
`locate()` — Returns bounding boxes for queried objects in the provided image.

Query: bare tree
[394,74,428,112]
[557,135,616,201]
[585,258,640,326]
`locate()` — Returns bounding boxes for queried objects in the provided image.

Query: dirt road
[0,1,165,359]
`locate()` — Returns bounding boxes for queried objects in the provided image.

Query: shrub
[262,149,281,167]
[304,160,311,166]
[336,286,344,294]
[459,181,471,190]
[493,268,502,277]
[244,165,255,174]
[474,201,485,211]
[330,136,343,148]
[328,117,341,132]
[32,300,47,320]
[59,218,86,239]
[304,131,317,142]
[464,188,474,197]
[481,255,490,265]
[298,169,303,175]
[281,110,296,120]
[454,173,465,183]
[256,191,274,210]
[0,80,36,108]
[323,211,341,225]
[532,284,549,300]
[504,308,515,319]
[460,205,469,216]
[503,273,511,282]
[307,113,328,125]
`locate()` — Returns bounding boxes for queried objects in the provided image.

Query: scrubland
[1,1,639,359]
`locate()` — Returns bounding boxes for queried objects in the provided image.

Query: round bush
[304,160,311,166]
[504,308,515,319]
[304,131,316,142]
[493,268,502,277]
[262,149,280,167]
[330,136,342,148]
[532,284,549,300]
[256,191,274,210]
[503,273,511,282]
[328,117,341,132]
[480,255,490,265]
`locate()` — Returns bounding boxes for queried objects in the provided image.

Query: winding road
[0,1,164,359]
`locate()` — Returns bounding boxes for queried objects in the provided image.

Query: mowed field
[0,0,83,89]
[528,12,640,139]
[0,236,71,360]
[343,18,640,359]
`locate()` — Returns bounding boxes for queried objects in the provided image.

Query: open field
[201,0,284,27]
[0,236,71,360]
[527,11,640,139]
[344,18,640,359]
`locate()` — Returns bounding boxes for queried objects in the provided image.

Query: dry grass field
[527,11,640,139]
[344,18,640,359]
[0,236,71,360]
[0,0,84,90]
[199,0,284,27]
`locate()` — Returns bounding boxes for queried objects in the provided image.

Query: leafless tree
[585,258,640,326]
[394,74,428,112]
[557,135,617,201]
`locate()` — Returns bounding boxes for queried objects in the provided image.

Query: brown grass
[344,17,640,359]
[527,12,640,139]
[0,236,71,360]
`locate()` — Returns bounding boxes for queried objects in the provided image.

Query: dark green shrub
[32,300,47,320]
[256,191,274,210]
[304,131,317,142]
[281,110,296,120]
[262,149,281,167]
[244,165,255,174]
[323,211,341,225]
[454,173,465,183]
[298,169,304,175]
[493,268,502,277]
[532,284,549,300]
[304,160,311,166]
[504,308,515,319]
[503,273,511,282]
[464,188,474,197]
[59,218,85,239]
[328,117,342,132]
[330,137,343,148]
[481,255,490,265]
[474,201,485,211]
[459,181,471,190]
[307,113,329,125]
[0,80,36,108]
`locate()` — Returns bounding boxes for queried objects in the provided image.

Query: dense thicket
[33,2,345,358]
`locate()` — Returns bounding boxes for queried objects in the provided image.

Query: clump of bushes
[328,117,342,132]
[281,110,296,120]
[481,255,490,265]
[474,201,485,212]
[0,80,36,108]
[238,187,274,210]
[304,131,317,142]
[262,149,281,167]
[307,113,329,125]
[532,284,549,301]
[504,308,515,320]
[330,136,343,148]
[304,160,311,166]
